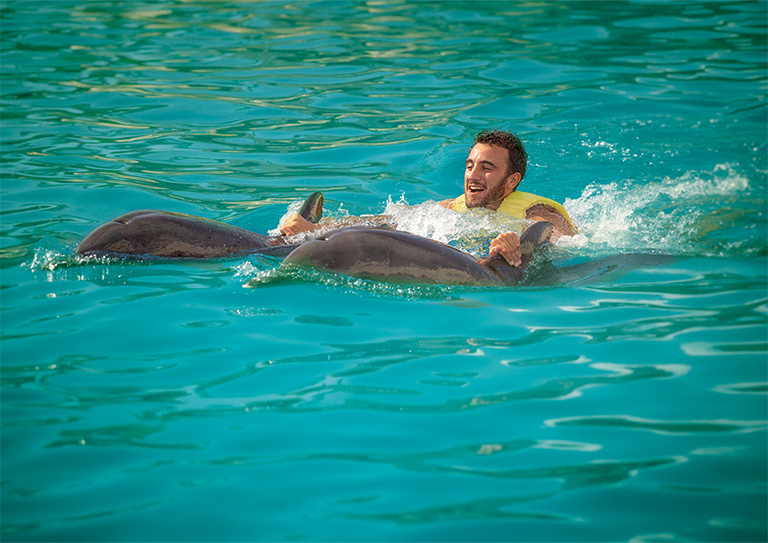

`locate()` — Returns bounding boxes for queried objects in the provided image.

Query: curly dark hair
[473,130,528,180]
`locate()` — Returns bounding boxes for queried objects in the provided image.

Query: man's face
[463,143,519,210]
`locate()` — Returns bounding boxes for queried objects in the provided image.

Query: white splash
[382,197,527,245]
[564,164,756,254]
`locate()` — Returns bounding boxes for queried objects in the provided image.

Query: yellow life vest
[451,191,576,232]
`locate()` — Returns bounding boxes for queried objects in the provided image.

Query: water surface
[2,1,767,541]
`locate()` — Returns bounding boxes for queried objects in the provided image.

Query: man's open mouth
[468,184,485,194]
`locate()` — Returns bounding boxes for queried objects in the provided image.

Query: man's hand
[489,231,522,267]
[279,213,317,236]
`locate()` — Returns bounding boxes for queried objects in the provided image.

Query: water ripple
[546,415,767,435]
[2,1,766,541]
[136,359,688,419]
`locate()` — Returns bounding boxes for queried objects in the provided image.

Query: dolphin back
[282,228,503,286]
[76,210,277,258]
[75,192,326,259]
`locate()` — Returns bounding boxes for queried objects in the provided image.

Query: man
[279,130,575,267]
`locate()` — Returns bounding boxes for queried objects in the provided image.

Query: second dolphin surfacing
[282,221,554,286]
[76,192,325,259]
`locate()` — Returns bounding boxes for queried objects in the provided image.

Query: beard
[465,179,508,209]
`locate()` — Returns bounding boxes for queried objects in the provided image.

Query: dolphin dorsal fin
[518,221,553,256]
[479,221,554,285]
[298,192,324,224]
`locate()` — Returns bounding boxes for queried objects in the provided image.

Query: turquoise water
[2,1,767,541]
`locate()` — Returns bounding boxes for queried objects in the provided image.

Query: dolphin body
[76,190,554,286]
[282,221,554,286]
[76,192,324,259]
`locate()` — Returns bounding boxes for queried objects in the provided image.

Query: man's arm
[526,204,575,238]
[279,213,395,236]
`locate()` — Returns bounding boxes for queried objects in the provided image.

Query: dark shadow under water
[520,251,678,287]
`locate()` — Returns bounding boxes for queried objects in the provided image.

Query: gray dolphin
[281,221,554,286]
[76,192,324,259]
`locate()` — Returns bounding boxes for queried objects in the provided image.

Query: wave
[564,164,766,258]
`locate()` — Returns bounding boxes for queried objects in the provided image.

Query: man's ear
[506,172,522,193]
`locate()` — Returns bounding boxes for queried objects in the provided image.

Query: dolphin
[76,192,324,259]
[281,221,554,286]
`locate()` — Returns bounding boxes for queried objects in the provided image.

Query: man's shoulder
[525,204,576,235]
[438,198,456,209]
[526,203,559,214]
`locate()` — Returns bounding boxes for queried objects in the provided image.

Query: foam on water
[382,197,527,245]
[564,164,763,257]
